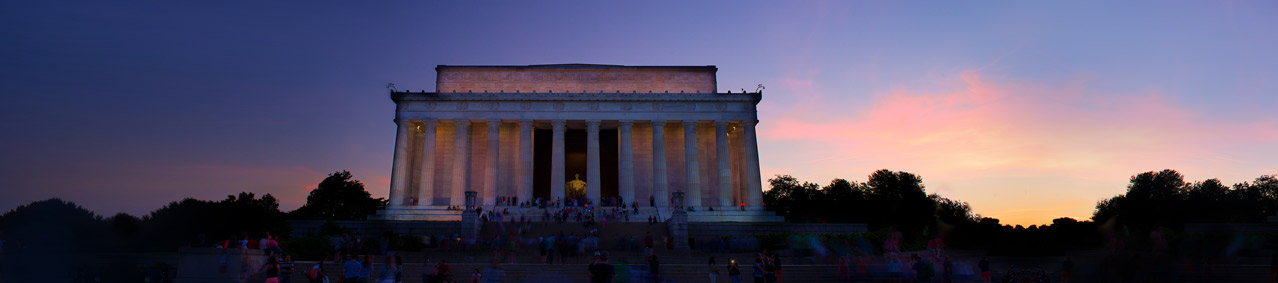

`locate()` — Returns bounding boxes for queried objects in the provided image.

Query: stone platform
[685,206,785,222]
[369,205,463,221]
[372,205,783,223]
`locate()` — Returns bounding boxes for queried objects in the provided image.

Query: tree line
[2,168,1273,256]
[762,169,1277,255]
[0,170,385,253]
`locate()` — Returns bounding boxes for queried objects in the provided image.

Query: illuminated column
[388,119,412,208]
[651,120,668,207]
[618,120,635,207]
[517,120,533,204]
[683,121,701,207]
[484,120,500,206]
[417,120,438,206]
[451,120,472,206]
[744,120,763,207]
[715,121,732,207]
[550,120,566,202]
[586,120,602,205]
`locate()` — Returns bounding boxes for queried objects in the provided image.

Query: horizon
[2,1,1276,226]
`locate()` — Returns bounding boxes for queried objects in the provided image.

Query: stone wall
[436,65,717,94]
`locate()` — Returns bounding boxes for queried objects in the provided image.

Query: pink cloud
[756,70,1278,225]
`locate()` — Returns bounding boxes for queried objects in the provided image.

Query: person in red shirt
[437,260,453,283]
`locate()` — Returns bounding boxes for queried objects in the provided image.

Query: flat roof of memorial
[437,64,716,71]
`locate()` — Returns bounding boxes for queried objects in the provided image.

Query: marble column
[517,120,533,204]
[417,120,438,206]
[484,120,500,206]
[744,120,763,207]
[586,120,601,205]
[618,120,635,208]
[550,120,566,202]
[683,121,701,208]
[388,119,412,208]
[451,120,472,206]
[714,121,732,207]
[651,120,668,207]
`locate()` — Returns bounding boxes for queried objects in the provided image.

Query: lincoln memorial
[372,64,778,222]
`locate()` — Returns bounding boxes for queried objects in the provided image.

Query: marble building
[373,64,777,222]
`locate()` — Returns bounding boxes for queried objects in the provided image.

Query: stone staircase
[266,248,1276,282]
[290,250,840,283]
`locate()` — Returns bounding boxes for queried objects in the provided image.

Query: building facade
[377,64,769,221]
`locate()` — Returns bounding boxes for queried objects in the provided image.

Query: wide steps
[290,262,840,283]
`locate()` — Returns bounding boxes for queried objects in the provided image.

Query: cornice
[390,91,762,103]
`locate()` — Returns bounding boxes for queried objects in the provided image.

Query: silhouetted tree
[291,171,386,220]
[0,198,105,252]
[1094,170,1278,229]
[141,192,287,251]
[864,169,934,234]
[931,194,976,225]
[763,175,823,222]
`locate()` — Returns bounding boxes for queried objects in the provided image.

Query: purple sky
[2,1,1275,225]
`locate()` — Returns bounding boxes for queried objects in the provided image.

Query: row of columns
[386,119,764,208]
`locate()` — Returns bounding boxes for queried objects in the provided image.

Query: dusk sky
[2,1,1275,226]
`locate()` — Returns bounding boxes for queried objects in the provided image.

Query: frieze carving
[426,102,437,110]
[457,102,468,110]
[553,102,565,110]
[486,102,499,110]
[521,102,532,110]
[653,103,664,111]
[589,102,599,110]
[717,102,727,111]
[621,103,632,111]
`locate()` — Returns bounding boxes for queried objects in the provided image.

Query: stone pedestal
[461,191,480,237]
[670,211,690,251]
[669,191,690,250]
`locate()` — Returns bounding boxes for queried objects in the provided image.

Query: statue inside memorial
[566,174,587,200]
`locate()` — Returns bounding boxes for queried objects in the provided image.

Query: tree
[864,169,933,232]
[0,198,105,252]
[1094,170,1278,233]
[292,171,386,220]
[763,175,817,220]
[931,194,976,225]
[141,192,287,251]
[823,178,862,204]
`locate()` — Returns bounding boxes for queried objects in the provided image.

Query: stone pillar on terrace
[744,120,763,207]
[586,120,602,205]
[550,120,567,202]
[651,120,669,207]
[517,120,534,204]
[451,120,472,206]
[388,119,413,208]
[618,120,635,207]
[714,120,732,207]
[417,120,438,206]
[484,120,500,206]
[683,121,702,208]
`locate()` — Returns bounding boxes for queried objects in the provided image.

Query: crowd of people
[212,228,1077,283]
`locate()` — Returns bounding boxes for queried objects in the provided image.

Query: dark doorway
[532,128,619,200]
